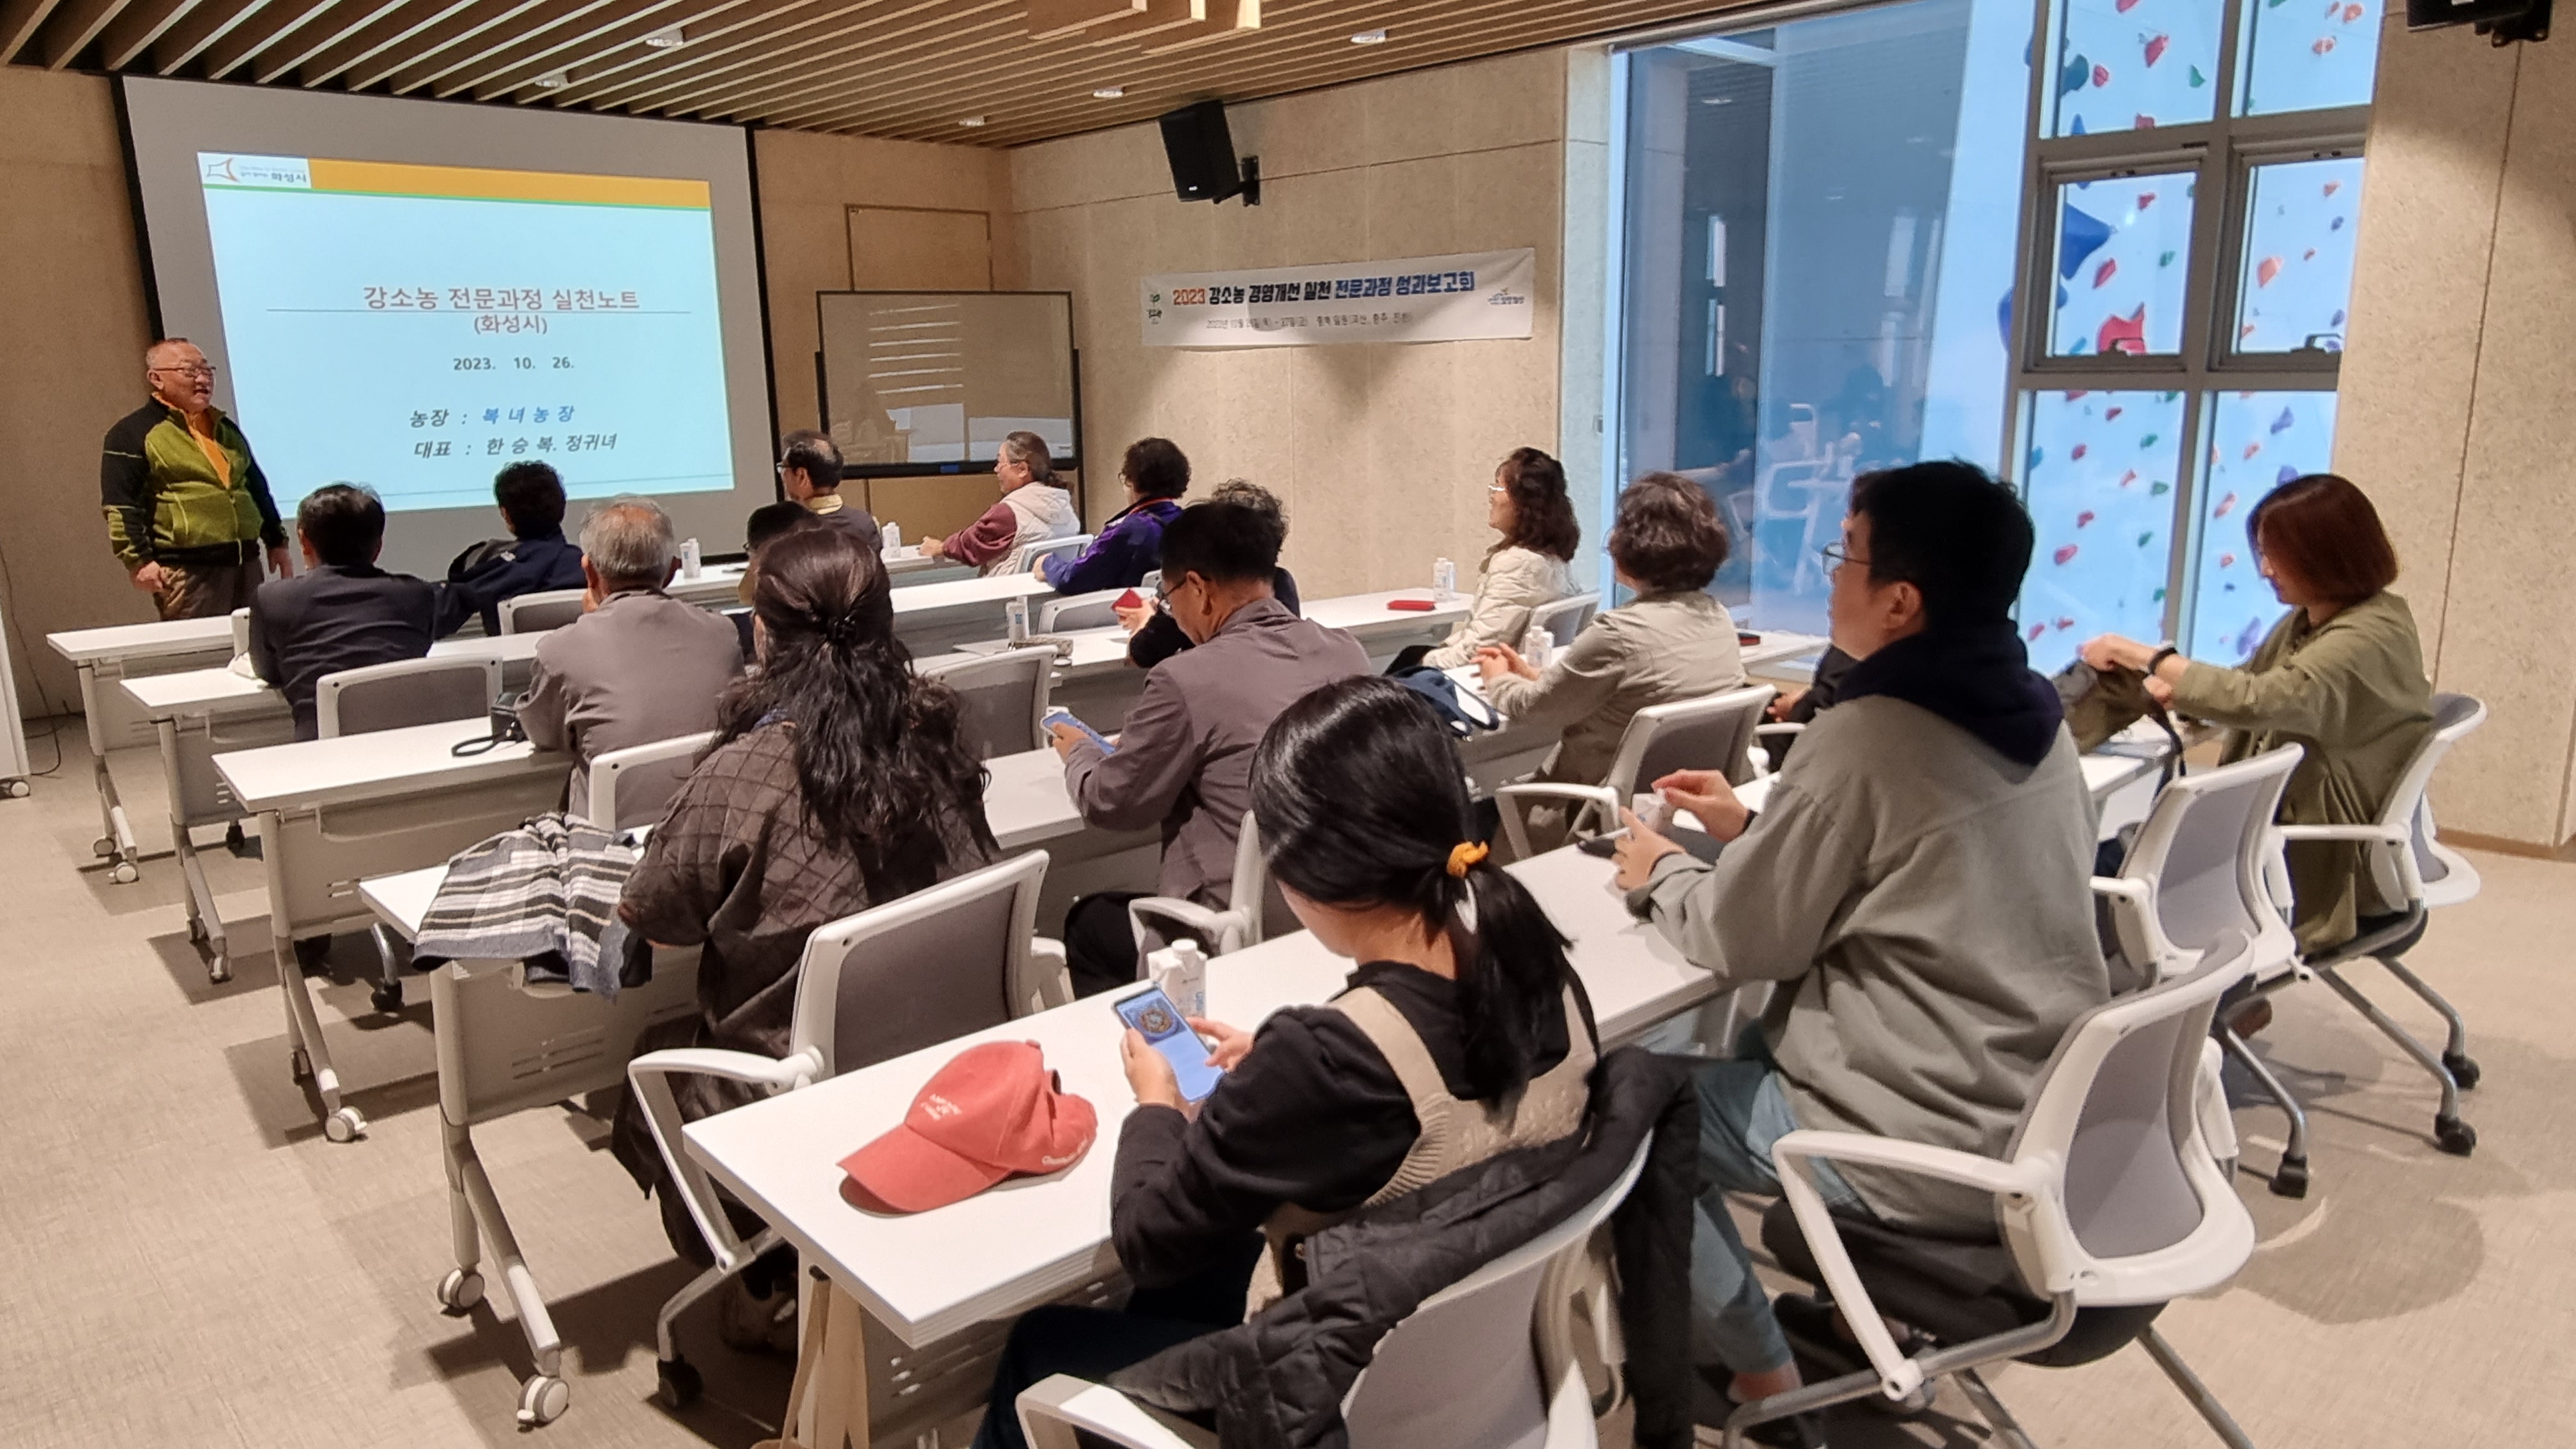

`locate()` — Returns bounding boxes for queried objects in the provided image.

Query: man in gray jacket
[1053,500,1370,995]
[516,497,745,814]
[1611,462,2110,1445]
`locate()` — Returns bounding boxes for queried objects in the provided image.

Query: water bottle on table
[679,538,702,580]
[1432,556,1457,601]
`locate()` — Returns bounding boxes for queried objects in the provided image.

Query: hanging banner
[1140,248,1537,348]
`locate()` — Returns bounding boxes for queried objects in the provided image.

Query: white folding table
[45,615,237,881]
[214,719,573,1140]
[360,866,701,1428]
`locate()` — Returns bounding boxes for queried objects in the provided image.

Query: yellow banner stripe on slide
[305,158,708,209]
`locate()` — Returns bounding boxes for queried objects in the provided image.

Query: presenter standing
[100,339,289,618]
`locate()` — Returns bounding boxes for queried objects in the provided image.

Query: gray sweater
[1627,695,2110,1230]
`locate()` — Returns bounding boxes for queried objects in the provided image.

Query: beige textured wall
[1004,49,1588,600]
[2338,24,2576,847]
[0,66,160,713]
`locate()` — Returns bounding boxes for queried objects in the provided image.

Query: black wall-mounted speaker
[1158,100,1259,204]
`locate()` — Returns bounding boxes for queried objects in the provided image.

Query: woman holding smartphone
[970,676,1598,1449]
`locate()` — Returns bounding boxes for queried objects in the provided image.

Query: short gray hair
[579,496,677,586]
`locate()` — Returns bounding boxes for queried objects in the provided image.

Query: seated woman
[1417,446,1581,670]
[1478,472,1747,850]
[920,430,1080,576]
[1034,436,1189,594]
[611,526,996,1340]
[1115,479,1302,670]
[2082,472,2434,956]
[972,676,1598,1449]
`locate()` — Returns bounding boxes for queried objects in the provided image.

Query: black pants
[972,1236,1261,1449]
[1064,892,1151,999]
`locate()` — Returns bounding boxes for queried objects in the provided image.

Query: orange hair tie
[1446,841,1490,877]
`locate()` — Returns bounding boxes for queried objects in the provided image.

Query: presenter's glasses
[151,362,217,379]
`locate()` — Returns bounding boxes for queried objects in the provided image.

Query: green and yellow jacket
[99,399,286,569]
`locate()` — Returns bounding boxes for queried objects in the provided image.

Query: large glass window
[1611,0,2033,634]
[1609,0,2371,659]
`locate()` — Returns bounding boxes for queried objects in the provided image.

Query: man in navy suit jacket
[433,461,588,636]
[249,484,436,740]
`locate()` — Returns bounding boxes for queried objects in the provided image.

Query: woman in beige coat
[1480,473,1746,848]
[2083,473,2433,954]
[1420,447,1581,668]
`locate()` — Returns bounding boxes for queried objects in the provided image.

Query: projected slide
[197,153,733,513]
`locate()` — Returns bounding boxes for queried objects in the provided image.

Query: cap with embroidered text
[839,1039,1097,1213]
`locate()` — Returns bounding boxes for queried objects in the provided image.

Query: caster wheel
[2269,1157,2310,1199]
[323,1107,367,1144]
[371,981,406,1014]
[657,1357,703,1409]
[517,1374,569,1427]
[1,779,26,798]
[93,836,116,859]
[2444,1052,2481,1091]
[111,862,139,885]
[289,1047,313,1082]
[436,1268,486,1314]
[2435,1115,2476,1157]
[207,957,231,986]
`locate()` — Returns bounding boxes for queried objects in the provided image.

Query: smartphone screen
[1113,986,1225,1103]
[1041,708,1117,756]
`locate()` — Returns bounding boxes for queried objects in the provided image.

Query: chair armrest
[1493,783,1620,857]
[627,1046,822,1271]
[1022,937,1074,1015]
[1770,1129,2060,1403]
[2088,875,2181,985]
[2273,822,2409,845]
[1126,896,1245,956]
[1754,722,1805,737]
[1016,1375,1217,1449]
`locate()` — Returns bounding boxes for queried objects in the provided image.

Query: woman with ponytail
[612,526,996,1300]
[972,675,1598,1449]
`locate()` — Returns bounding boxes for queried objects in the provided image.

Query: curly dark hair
[1493,447,1580,564]
[1122,437,1191,500]
[1608,473,1731,594]
[714,528,994,898]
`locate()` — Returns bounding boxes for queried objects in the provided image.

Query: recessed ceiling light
[535,70,568,88]
[643,26,685,47]
[1093,86,1125,98]
[1350,28,1388,44]
[959,115,987,126]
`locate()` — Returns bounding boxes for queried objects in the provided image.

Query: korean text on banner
[1140,249,1537,349]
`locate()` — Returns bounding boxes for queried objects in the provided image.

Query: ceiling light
[960,116,987,126]
[535,70,568,88]
[1350,28,1387,43]
[1093,86,1125,98]
[643,26,685,47]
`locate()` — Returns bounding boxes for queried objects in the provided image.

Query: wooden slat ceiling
[4,0,1756,146]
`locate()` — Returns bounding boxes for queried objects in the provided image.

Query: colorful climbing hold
[2255,256,2283,287]
[2093,257,2119,288]
[2150,480,2172,496]
[2106,406,2124,421]
[2071,443,2090,461]
[2271,406,2296,434]
[2188,65,2208,86]
[2145,33,2169,65]
[2140,433,2160,448]
[2213,491,2238,519]
[2055,544,2080,565]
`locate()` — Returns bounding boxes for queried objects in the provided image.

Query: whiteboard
[818,291,1078,479]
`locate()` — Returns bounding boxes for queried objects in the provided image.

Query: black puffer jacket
[1108,1046,1698,1449]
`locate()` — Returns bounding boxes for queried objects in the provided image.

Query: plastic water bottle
[882,520,903,551]
[1433,556,1458,600]
[1006,595,1029,643]
[1521,624,1552,670]
[678,537,702,580]
[1150,939,1208,1019]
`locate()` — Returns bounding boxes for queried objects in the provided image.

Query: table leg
[266,809,365,1142]
[453,1124,571,1425]
[158,718,229,978]
[78,663,143,882]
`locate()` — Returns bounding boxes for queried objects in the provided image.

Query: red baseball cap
[839,1040,1098,1214]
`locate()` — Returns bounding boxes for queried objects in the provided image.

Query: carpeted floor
[3,719,2568,1447]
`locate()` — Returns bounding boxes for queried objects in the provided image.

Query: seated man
[1117,479,1301,670]
[517,497,746,813]
[1610,461,2111,1448]
[1052,499,1370,995]
[249,484,437,740]
[776,428,882,554]
[433,461,588,636]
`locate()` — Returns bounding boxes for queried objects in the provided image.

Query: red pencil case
[1116,589,1144,610]
[1388,598,1438,612]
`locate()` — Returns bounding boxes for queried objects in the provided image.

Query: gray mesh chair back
[2113,745,2303,964]
[317,656,503,739]
[1011,532,1092,576]
[1041,588,1128,632]
[919,649,1054,760]
[584,730,714,831]
[499,589,588,634]
[1528,594,1599,651]
[793,851,1052,1079]
[1337,1140,1651,1449]
[1614,684,1777,792]
[2364,691,2487,909]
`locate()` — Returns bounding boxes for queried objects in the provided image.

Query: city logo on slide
[198,153,311,190]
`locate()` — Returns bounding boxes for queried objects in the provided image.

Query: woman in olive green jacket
[2083,473,2433,954]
